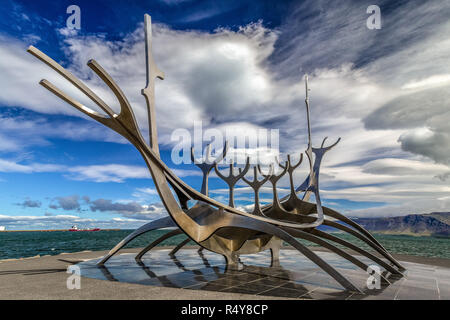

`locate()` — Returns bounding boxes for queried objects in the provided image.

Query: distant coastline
[352,212,449,237]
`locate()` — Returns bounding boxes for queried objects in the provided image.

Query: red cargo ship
[69,225,100,232]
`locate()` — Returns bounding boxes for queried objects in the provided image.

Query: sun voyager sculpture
[27,14,405,292]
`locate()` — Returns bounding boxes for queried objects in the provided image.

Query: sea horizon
[1,229,448,261]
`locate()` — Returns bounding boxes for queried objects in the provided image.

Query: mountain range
[352,212,449,237]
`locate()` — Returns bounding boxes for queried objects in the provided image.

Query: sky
[0,0,449,230]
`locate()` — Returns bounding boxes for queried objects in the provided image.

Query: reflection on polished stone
[77,249,448,300]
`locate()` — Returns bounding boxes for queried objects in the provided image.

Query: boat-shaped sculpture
[27,14,405,292]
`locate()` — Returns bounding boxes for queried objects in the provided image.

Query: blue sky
[0,0,449,230]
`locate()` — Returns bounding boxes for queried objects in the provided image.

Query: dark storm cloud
[364,86,450,164]
[46,195,166,220]
[50,195,81,211]
[89,199,144,213]
[399,130,450,165]
[88,198,166,220]
[364,87,450,130]
[435,171,450,182]
[15,199,42,208]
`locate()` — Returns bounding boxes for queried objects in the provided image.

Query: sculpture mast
[304,74,314,187]
[141,14,165,155]
[304,74,312,151]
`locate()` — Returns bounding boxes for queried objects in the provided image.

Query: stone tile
[346,293,365,300]
[278,281,311,295]
[401,278,438,291]
[208,276,250,287]
[244,265,285,274]
[437,283,450,300]
[228,282,274,294]
[110,272,149,283]
[435,268,450,278]
[405,271,437,281]
[191,273,224,282]
[79,267,114,280]
[395,286,439,300]
[300,288,353,300]
[232,272,267,282]
[350,279,405,300]
[436,278,450,287]
[283,270,318,281]
[257,286,303,298]
[249,276,290,287]
[165,273,204,288]
[294,274,344,291]
[132,277,166,286]
[222,269,247,276]
[185,282,230,292]
[194,266,225,275]
[151,277,183,288]
[221,287,261,295]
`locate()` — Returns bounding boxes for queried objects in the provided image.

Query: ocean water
[0,229,448,260]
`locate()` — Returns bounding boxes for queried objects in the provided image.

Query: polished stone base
[77,248,449,300]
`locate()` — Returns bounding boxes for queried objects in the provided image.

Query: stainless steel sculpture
[27,14,405,292]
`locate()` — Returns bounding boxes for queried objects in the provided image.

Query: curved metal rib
[317,208,404,269]
[262,201,404,273]
[322,220,404,272]
[305,228,401,276]
[290,202,405,271]
[27,47,115,118]
[231,214,362,292]
[97,216,175,265]
[281,226,390,284]
[170,237,191,256]
[135,228,183,262]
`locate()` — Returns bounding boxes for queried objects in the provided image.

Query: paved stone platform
[77,248,450,300]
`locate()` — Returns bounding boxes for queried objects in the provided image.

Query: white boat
[0,226,5,231]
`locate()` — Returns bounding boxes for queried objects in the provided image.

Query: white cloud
[362,158,450,176]
[134,187,158,195]
[0,214,151,230]
[402,74,450,90]
[0,158,201,183]
[66,164,150,183]
[0,0,449,219]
